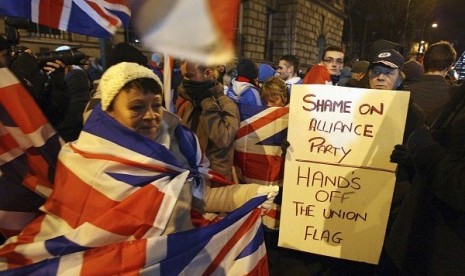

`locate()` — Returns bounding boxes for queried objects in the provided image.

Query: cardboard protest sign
[278,85,410,264]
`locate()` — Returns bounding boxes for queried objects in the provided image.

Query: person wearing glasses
[303,45,344,85]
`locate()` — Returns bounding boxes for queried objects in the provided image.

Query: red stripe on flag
[81,239,147,275]
[92,183,165,239]
[264,207,279,220]
[85,1,120,26]
[0,133,19,156]
[22,147,54,191]
[44,160,120,229]
[39,0,64,29]
[101,0,128,5]
[236,108,289,139]
[70,143,175,174]
[202,209,262,275]
[0,216,45,269]
[244,255,269,276]
[234,151,283,182]
[45,160,165,237]
[0,83,48,134]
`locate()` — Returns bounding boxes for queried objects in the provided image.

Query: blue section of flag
[257,128,288,146]
[0,155,42,211]
[67,1,130,38]
[160,196,267,275]
[45,235,90,256]
[106,172,171,187]
[0,258,59,276]
[238,104,268,121]
[235,226,264,260]
[0,104,16,127]
[0,0,32,19]
[84,105,186,169]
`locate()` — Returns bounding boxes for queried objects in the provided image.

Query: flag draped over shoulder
[0,105,269,275]
[0,0,131,38]
[132,0,239,64]
[0,68,62,238]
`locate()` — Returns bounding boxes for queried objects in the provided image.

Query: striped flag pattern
[234,105,289,230]
[0,0,131,38]
[1,196,268,275]
[0,104,269,275]
[235,105,289,186]
[0,68,62,238]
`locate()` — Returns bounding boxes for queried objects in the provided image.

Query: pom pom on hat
[100,62,163,111]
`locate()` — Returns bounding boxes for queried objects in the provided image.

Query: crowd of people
[1,33,464,275]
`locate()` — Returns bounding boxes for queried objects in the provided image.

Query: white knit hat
[100,62,163,111]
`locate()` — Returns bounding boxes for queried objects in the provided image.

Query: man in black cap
[345,60,369,87]
[368,49,405,91]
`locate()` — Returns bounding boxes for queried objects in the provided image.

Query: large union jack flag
[1,196,268,275]
[235,104,289,186]
[234,104,289,230]
[0,0,130,38]
[0,102,269,275]
[0,68,62,239]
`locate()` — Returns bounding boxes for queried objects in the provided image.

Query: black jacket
[386,83,465,275]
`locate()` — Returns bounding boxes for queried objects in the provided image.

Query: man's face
[277,60,292,80]
[321,51,344,76]
[368,65,401,90]
[181,62,210,82]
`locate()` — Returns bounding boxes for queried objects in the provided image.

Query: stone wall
[239,0,346,71]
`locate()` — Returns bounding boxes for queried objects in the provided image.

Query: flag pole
[163,54,173,112]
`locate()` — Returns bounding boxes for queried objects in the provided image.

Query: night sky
[435,0,465,54]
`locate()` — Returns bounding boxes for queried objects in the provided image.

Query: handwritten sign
[278,85,410,264]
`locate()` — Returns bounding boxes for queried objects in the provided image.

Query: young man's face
[321,51,344,76]
[277,60,292,81]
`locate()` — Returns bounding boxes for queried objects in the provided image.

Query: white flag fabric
[131,0,239,64]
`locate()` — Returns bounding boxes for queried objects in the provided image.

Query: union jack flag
[235,104,289,186]
[234,104,289,230]
[1,196,268,275]
[0,68,62,239]
[0,104,269,275]
[0,0,131,38]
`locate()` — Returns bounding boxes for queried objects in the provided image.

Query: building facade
[1,0,346,71]
[238,0,345,70]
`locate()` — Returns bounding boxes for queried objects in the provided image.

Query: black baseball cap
[370,49,405,70]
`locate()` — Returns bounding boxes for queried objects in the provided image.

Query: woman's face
[265,95,286,107]
[108,87,163,140]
